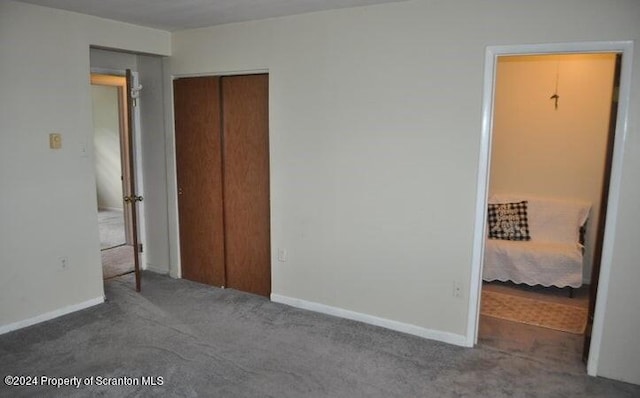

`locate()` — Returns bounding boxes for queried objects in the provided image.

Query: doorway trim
[466,40,634,377]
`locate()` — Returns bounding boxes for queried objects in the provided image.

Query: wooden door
[174,77,226,286]
[222,74,271,297]
[124,70,144,291]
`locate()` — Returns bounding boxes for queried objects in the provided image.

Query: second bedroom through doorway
[478,53,619,366]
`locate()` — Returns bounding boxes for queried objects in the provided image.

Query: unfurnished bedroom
[1,0,640,396]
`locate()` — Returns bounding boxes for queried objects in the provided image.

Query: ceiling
[18,0,406,31]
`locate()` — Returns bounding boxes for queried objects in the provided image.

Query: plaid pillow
[488,201,531,241]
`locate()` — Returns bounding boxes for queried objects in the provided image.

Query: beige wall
[0,1,170,330]
[169,0,640,384]
[490,54,616,283]
[137,54,171,275]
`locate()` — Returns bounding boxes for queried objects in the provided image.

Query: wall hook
[550,93,559,110]
[551,61,560,110]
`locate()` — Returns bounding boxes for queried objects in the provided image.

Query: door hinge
[138,243,143,253]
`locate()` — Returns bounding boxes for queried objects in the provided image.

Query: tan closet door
[222,74,271,297]
[174,77,226,286]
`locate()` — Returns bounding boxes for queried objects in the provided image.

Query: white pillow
[489,194,590,244]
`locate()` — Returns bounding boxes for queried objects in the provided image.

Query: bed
[482,194,591,289]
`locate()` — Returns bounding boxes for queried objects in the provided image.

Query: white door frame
[466,40,634,377]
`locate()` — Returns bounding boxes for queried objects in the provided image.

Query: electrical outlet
[453,280,462,298]
[59,256,68,269]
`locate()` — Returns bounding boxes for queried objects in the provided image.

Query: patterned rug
[481,290,588,334]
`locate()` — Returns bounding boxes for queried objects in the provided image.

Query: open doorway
[476,53,620,366]
[91,74,135,280]
[468,40,633,377]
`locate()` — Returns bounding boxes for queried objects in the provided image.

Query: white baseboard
[271,294,468,347]
[0,296,105,336]
[144,263,169,274]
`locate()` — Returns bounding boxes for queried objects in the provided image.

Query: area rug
[481,290,587,334]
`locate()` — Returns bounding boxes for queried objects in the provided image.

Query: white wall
[490,54,616,283]
[90,48,138,73]
[92,85,124,210]
[138,54,171,274]
[0,1,170,330]
[169,0,640,384]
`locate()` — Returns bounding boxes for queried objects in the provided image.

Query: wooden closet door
[174,77,226,286]
[222,74,271,297]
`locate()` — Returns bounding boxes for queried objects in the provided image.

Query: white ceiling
[18,0,406,31]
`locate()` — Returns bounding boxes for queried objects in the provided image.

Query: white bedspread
[483,239,583,288]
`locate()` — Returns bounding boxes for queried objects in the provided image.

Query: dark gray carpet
[1,272,638,397]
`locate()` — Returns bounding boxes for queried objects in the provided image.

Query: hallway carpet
[98,209,126,250]
[101,245,135,279]
[0,272,638,397]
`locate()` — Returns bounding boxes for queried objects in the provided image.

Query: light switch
[49,133,62,149]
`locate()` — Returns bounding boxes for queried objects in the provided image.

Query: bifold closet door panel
[174,77,226,286]
[222,74,271,297]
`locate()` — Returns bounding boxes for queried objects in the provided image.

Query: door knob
[124,195,144,203]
